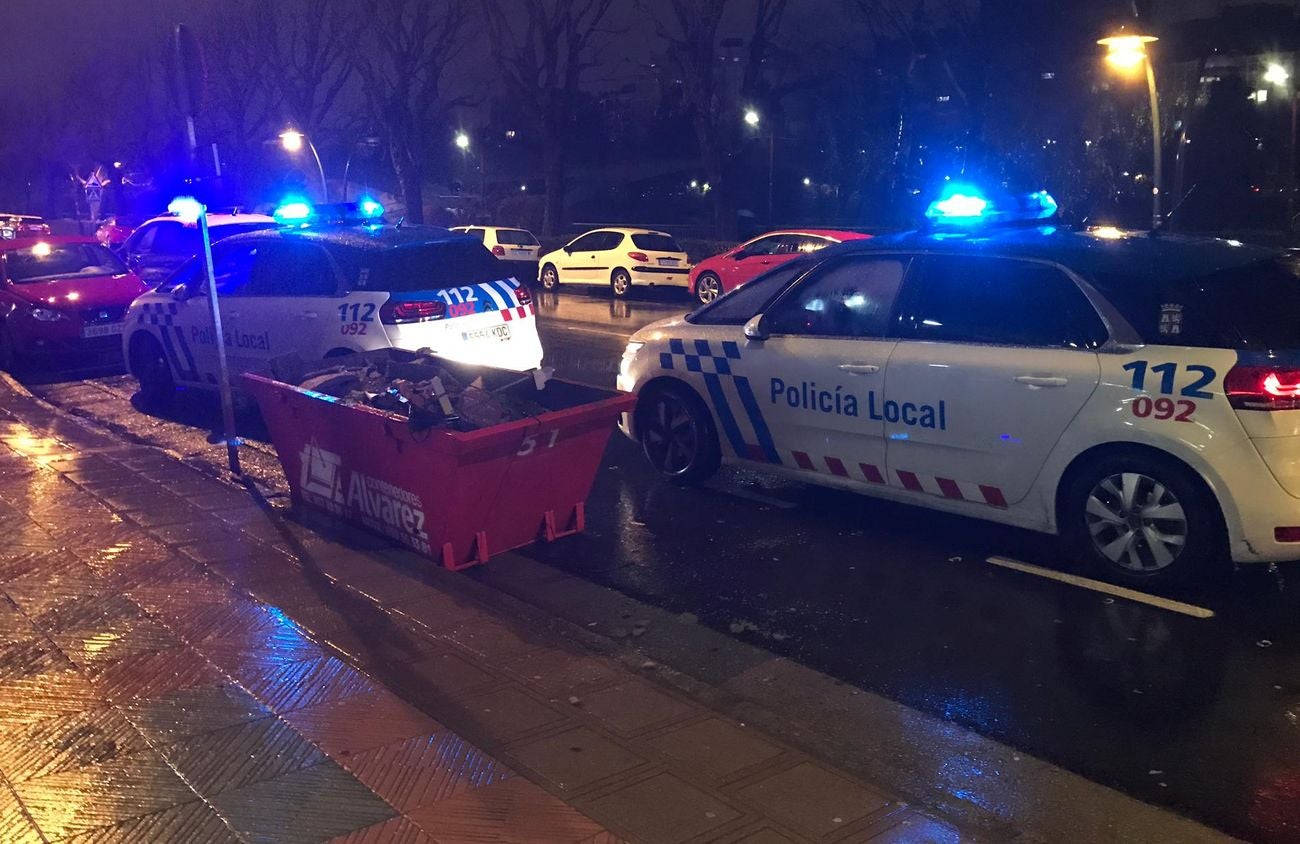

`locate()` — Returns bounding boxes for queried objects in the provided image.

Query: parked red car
[688,229,872,305]
[0,214,51,240]
[0,236,148,370]
[94,214,144,248]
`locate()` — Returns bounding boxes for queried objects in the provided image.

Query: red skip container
[244,366,635,571]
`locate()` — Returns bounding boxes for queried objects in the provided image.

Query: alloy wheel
[696,275,722,304]
[642,392,700,476]
[1084,472,1188,572]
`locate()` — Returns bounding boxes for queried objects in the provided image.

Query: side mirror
[563,246,573,255]
[743,314,770,342]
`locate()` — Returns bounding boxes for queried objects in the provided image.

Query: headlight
[619,341,645,386]
[27,306,65,322]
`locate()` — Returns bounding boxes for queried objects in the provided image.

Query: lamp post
[280,129,329,202]
[1098,29,1162,230]
[745,108,775,226]
[1265,61,1297,231]
[454,132,486,203]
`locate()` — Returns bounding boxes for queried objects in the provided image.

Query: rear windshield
[5,242,127,283]
[348,240,506,291]
[689,258,814,325]
[496,229,538,246]
[1092,258,1300,350]
[631,233,681,253]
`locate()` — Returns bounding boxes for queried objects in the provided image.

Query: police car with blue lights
[617,187,1300,584]
[123,199,542,407]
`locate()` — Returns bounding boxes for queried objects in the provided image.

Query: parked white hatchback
[538,228,690,297]
[451,225,540,282]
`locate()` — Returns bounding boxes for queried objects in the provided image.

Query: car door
[152,241,259,386]
[557,232,608,285]
[720,235,785,291]
[882,255,1106,507]
[223,241,342,374]
[729,255,908,481]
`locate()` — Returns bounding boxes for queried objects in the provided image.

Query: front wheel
[695,273,723,305]
[1061,451,1224,586]
[540,264,560,291]
[129,334,175,411]
[638,385,721,485]
[611,269,632,298]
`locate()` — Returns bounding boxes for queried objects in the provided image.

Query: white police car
[123,212,542,407]
[617,190,1300,584]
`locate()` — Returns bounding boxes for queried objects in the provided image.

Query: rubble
[273,348,551,432]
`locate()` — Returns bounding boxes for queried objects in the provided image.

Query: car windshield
[347,240,507,291]
[1091,258,1300,350]
[496,229,538,246]
[5,242,128,283]
[688,258,814,325]
[631,233,681,252]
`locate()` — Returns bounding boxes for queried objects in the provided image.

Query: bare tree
[647,0,789,237]
[350,0,473,223]
[205,1,283,182]
[483,0,616,236]
[259,0,358,134]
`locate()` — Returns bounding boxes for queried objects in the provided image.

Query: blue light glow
[167,196,205,224]
[357,197,384,219]
[273,198,314,223]
[925,185,989,223]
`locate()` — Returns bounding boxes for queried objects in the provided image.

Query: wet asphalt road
[18,287,1300,843]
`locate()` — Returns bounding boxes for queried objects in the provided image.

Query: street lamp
[1264,61,1297,230]
[454,132,471,151]
[279,129,329,202]
[744,108,775,225]
[1098,28,1162,229]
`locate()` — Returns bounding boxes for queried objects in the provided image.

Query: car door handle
[1015,375,1068,387]
[839,363,880,375]
[299,311,319,319]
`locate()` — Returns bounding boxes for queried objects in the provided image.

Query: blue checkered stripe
[136,301,204,383]
[659,338,781,464]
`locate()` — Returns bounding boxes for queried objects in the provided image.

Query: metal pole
[307,138,329,203]
[1145,58,1163,230]
[767,133,775,226]
[196,207,242,476]
[1289,91,1297,232]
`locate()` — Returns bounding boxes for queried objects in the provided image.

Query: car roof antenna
[394,215,406,230]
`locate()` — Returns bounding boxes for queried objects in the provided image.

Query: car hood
[629,315,693,344]
[9,273,148,310]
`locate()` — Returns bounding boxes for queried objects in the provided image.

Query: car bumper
[630,266,691,287]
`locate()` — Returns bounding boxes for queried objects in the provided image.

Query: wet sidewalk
[0,376,968,844]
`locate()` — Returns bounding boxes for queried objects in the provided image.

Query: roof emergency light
[924,185,1059,229]
[357,197,384,219]
[168,196,205,224]
[273,198,314,225]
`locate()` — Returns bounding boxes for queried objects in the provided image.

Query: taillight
[379,300,446,324]
[514,285,532,306]
[1224,364,1300,410]
[627,251,649,262]
[491,245,505,256]
[1276,527,1300,542]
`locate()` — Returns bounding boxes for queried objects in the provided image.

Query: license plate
[82,322,124,339]
[657,257,678,266]
[462,324,512,342]
[511,248,530,253]
[0,229,13,240]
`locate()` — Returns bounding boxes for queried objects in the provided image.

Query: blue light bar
[167,196,205,224]
[924,185,1059,228]
[357,197,384,219]
[926,191,988,221]
[273,198,314,224]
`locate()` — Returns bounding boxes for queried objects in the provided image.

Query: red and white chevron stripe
[786,449,1008,509]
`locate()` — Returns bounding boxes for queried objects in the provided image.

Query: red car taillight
[379,300,446,324]
[514,285,532,306]
[492,245,505,256]
[1224,364,1300,411]
[627,251,649,262]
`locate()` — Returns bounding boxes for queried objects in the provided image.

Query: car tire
[695,272,723,305]
[611,269,632,298]
[540,264,560,291]
[637,383,721,485]
[1060,450,1225,586]
[129,334,175,411]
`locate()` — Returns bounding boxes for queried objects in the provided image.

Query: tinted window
[241,243,336,297]
[212,242,261,295]
[1091,259,1300,350]
[796,236,833,254]
[496,229,538,246]
[900,256,1107,349]
[631,233,681,252]
[465,228,487,242]
[344,240,505,291]
[766,257,906,338]
[149,222,201,256]
[125,223,157,253]
[690,259,814,325]
[598,232,625,251]
[5,242,127,283]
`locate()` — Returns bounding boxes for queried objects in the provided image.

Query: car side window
[466,228,486,242]
[149,222,200,256]
[765,257,907,339]
[738,236,782,258]
[898,255,1108,349]
[211,242,261,295]
[242,243,337,297]
[599,232,624,251]
[796,236,832,254]
[125,223,157,254]
[567,233,602,252]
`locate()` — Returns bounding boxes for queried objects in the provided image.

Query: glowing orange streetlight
[1099,28,1162,229]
